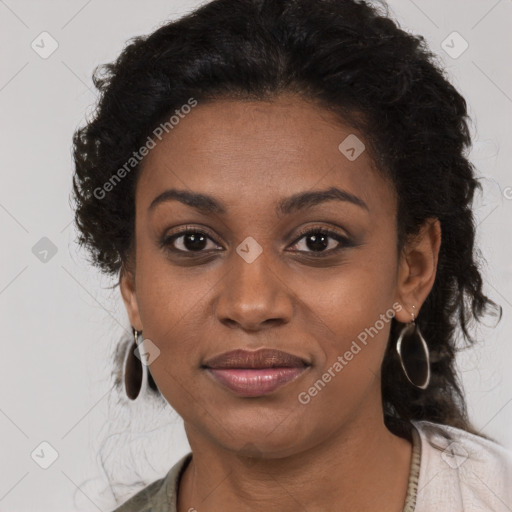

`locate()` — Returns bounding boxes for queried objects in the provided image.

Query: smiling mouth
[201,348,311,397]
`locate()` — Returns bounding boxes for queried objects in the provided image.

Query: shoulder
[110,452,193,512]
[411,420,512,511]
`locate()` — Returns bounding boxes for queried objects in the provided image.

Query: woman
[71,0,512,510]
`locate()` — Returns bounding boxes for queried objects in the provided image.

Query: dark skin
[120,93,441,511]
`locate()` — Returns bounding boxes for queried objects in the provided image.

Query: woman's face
[121,94,438,458]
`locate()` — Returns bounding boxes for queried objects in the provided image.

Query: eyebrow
[148,186,369,216]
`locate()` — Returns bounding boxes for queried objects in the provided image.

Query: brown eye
[289,228,353,256]
[161,229,221,253]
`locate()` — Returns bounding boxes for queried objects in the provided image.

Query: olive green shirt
[110,422,421,511]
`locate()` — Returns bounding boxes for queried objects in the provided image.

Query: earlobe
[395,217,441,323]
[119,266,143,331]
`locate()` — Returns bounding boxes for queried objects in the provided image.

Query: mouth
[202,348,311,397]
[202,348,310,369]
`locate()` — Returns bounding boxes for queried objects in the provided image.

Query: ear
[119,265,143,331]
[395,217,441,323]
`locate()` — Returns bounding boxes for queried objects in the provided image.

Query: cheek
[133,249,221,410]
[308,246,397,337]
[134,237,209,332]
[138,309,208,419]
[297,289,397,429]
[303,243,398,391]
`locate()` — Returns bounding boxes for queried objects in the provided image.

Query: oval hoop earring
[395,305,431,390]
[122,328,158,400]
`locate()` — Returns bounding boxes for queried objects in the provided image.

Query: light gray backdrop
[1,0,511,510]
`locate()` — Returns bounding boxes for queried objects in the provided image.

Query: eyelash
[159,225,353,258]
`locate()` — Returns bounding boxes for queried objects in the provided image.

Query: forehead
[136,95,395,218]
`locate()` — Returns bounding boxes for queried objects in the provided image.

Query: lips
[202,348,310,369]
[202,348,311,397]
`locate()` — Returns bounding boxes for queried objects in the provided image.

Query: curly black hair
[71,0,501,436]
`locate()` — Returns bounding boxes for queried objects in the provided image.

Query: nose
[214,247,294,332]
